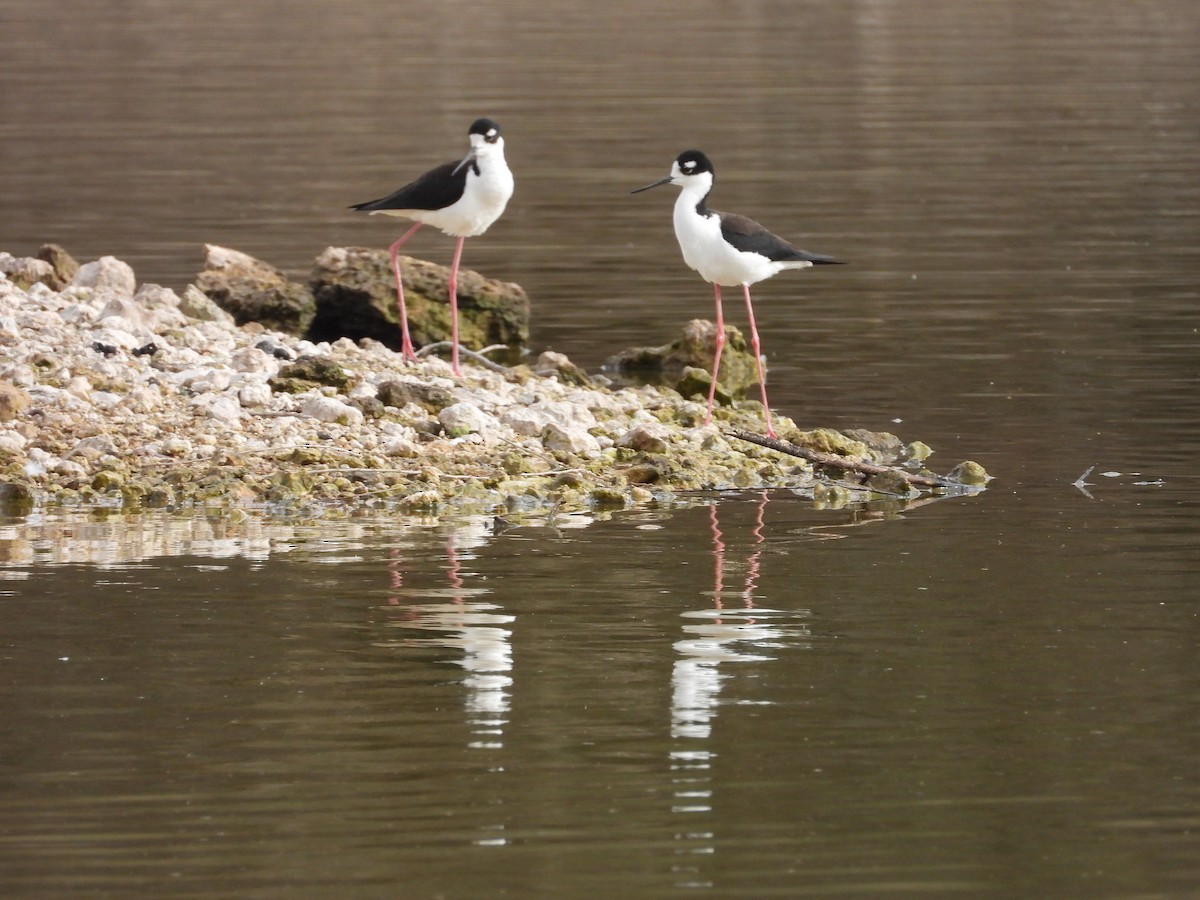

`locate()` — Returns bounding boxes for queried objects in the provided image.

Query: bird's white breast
[441,158,514,238]
[385,150,513,238]
[672,194,778,287]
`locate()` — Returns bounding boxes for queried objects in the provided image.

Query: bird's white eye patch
[681,160,696,171]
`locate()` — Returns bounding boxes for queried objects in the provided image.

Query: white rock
[97,296,151,330]
[68,435,118,460]
[51,458,88,477]
[193,393,242,422]
[71,256,136,297]
[382,436,421,457]
[90,325,140,350]
[237,382,273,408]
[230,346,278,375]
[438,402,498,437]
[499,406,551,437]
[534,398,597,430]
[161,437,193,457]
[121,384,164,414]
[133,283,182,310]
[0,430,27,453]
[541,421,601,455]
[66,376,92,400]
[300,394,364,427]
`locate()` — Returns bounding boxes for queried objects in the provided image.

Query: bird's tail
[801,251,845,265]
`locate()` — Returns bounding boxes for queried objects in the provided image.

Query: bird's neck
[677,182,714,219]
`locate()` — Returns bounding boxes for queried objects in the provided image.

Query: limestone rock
[71,256,137,298]
[542,421,600,455]
[308,246,530,354]
[299,394,364,427]
[534,350,592,386]
[0,253,56,291]
[605,319,761,396]
[438,402,499,438]
[195,244,315,335]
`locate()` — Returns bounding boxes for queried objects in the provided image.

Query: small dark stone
[0,482,35,517]
[132,342,158,357]
[92,342,118,357]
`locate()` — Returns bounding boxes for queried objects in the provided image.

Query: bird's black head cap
[469,118,502,144]
[675,150,714,177]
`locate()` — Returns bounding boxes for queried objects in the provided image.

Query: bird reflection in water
[669,494,810,885]
[382,521,513,752]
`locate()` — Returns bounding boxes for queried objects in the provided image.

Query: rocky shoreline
[0,245,986,516]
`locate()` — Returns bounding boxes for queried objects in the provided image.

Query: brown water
[2,1,1199,896]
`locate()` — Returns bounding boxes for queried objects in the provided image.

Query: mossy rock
[270,355,351,393]
[308,246,530,353]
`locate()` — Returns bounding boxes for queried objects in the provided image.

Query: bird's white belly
[673,205,777,286]
[377,165,514,238]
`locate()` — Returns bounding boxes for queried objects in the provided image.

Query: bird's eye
[485,130,499,143]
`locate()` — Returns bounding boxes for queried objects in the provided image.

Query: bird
[350,118,514,377]
[632,150,843,438]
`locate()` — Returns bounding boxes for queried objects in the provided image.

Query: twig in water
[727,428,954,489]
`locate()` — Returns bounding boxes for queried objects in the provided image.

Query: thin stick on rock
[727,428,953,489]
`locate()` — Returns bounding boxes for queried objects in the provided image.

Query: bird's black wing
[350,160,468,212]
[718,211,844,264]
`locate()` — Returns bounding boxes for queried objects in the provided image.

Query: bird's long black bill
[630,176,673,194]
[451,148,477,176]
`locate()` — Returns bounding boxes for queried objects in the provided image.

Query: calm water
[2,0,1199,896]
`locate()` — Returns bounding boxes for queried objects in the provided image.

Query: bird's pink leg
[741,283,777,439]
[447,236,466,377]
[705,284,726,426]
[388,223,423,361]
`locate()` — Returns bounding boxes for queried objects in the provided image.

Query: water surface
[1,0,1198,896]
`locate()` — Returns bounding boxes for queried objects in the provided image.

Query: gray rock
[309,245,530,354]
[195,244,315,335]
[616,422,672,454]
[37,244,79,289]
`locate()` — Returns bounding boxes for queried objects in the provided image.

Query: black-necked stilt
[351,118,514,377]
[633,150,843,438]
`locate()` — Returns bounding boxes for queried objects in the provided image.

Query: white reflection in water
[382,522,514,751]
[670,496,810,883]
